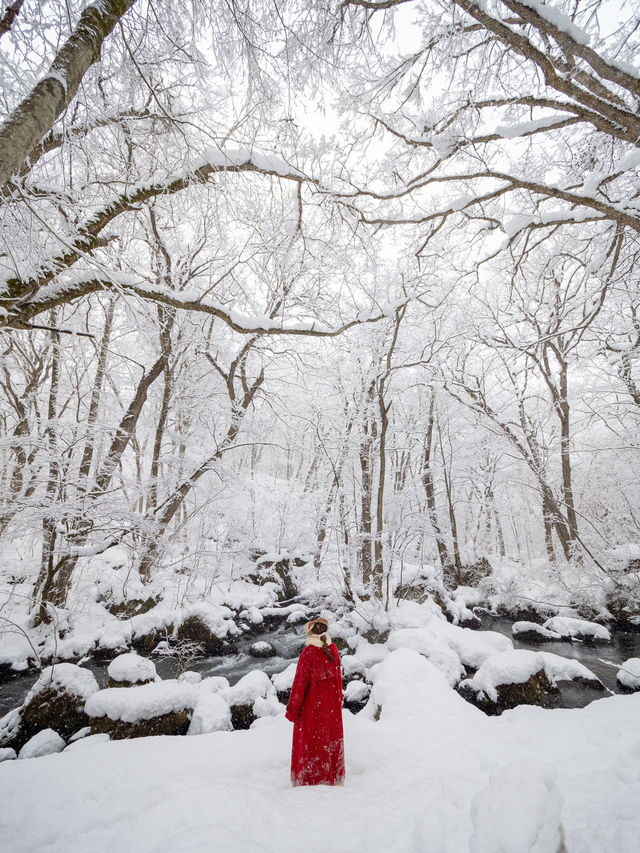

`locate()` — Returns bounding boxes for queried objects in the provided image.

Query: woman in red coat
[285,616,345,786]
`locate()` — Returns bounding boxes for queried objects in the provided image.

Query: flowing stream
[477,614,640,707]
[1,618,639,717]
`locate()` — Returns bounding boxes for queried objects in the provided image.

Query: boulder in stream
[249,641,276,659]
[226,670,281,730]
[459,649,603,714]
[343,680,371,713]
[512,622,562,644]
[8,663,100,751]
[107,652,157,688]
[542,616,611,645]
[617,658,640,692]
[176,615,237,657]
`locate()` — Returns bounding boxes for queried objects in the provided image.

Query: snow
[461,649,602,703]
[85,681,199,723]
[0,708,21,744]
[515,0,592,46]
[24,663,99,703]
[512,621,562,641]
[494,114,576,139]
[272,662,297,693]
[469,761,563,853]
[225,670,275,707]
[64,734,111,752]
[187,694,231,735]
[42,69,68,95]
[617,658,640,690]
[201,146,305,180]
[250,641,275,654]
[0,649,639,851]
[344,681,370,703]
[0,748,16,762]
[177,671,202,684]
[199,676,230,694]
[543,616,611,642]
[68,727,91,743]
[18,729,65,760]
[108,653,157,684]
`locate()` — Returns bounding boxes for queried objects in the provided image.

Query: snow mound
[19,729,65,760]
[344,681,370,703]
[618,658,640,690]
[177,671,202,684]
[470,760,564,853]
[436,621,512,668]
[199,676,230,694]
[0,747,16,762]
[387,627,466,685]
[543,616,611,642]
[188,694,231,735]
[462,650,602,702]
[272,663,296,693]
[108,653,157,684]
[85,682,199,722]
[226,670,274,706]
[65,734,111,752]
[369,648,481,727]
[25,663,99,703]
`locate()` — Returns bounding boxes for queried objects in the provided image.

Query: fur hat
[305,616,329,635]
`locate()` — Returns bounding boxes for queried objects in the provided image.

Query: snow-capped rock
[108,652,157,686]
[617,658,640,691]
[542,616,611,644]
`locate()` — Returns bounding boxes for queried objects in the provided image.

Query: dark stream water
[477,614,640,708]
[0,626,305,717]
[1,617,639,718]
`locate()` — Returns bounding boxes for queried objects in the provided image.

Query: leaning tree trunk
[0,0,136,187]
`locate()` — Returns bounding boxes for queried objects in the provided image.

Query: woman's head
[306,617,329,636]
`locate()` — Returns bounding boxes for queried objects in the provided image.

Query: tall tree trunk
[421,397,453,573]
[557,362,579,546]
[314,416,354,572]
[33,324,61,622]
[359,399,375,589]
[77,298,115,490]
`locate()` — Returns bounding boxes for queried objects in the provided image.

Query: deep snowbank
[1,649,639,853]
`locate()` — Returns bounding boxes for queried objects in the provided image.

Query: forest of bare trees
[1,0,639,624]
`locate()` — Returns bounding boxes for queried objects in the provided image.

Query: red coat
[285,642,345,786]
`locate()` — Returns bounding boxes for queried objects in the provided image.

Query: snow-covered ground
[1,649,639,853]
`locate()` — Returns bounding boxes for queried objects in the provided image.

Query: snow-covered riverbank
[1,649,639,853]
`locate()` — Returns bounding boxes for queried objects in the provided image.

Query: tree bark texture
[0,0,136,187]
